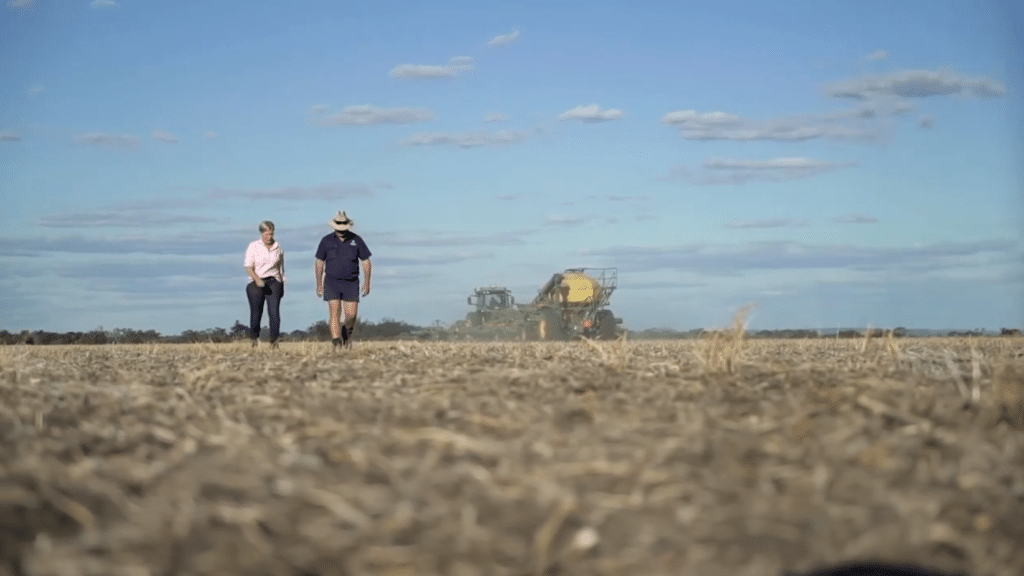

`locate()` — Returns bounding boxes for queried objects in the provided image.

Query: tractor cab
[467,287,515,311]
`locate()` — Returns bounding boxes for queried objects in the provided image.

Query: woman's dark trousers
[246,278,283,343]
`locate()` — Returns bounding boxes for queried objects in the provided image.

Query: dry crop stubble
[0,337,1022,576]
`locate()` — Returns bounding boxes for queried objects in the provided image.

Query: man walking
[315,211,372,349]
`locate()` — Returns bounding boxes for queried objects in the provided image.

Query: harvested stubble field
[1,336,1023,576]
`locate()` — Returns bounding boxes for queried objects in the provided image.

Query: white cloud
[390,57,474,79]
[864,50,889,62]
[74,133,139,148]
[484,113,507,123]
[832,214,878,224]
[558,104,624,123]
[725,218,808,229]
[28,84,44,94]
[917,115,934,129]
[309,104,329,115]
[662,110,742,127]
[825,69,1006,100]
[488,29,520,46]
[704,157,851,171]
[0,132,22,143]
[821,98,915,120]
[89,0,117,8]
[319,105,433,126]
[661,157,857,185]
[152,130,179,144]
[7,0,34,8]
[403,130,530,148]
[203,130,218,139]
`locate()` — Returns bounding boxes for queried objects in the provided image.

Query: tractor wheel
[596,310,618,340]
[522,321,540,341]
[538,310,568,341]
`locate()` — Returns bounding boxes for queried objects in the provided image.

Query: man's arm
[360,258,371,296]
[314,258,325,296]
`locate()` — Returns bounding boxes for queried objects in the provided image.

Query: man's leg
[266,279,283,345]
[246,281,265,344]
[328,299,343,347]
[341,301,359,347]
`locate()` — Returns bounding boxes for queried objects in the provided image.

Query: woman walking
[244,221,286,348]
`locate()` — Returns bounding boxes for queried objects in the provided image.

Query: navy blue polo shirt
[315,232,372,281]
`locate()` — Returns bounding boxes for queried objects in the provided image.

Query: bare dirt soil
[1,337,1022,576]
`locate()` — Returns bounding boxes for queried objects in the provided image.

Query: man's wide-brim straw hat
[330,211,353,231]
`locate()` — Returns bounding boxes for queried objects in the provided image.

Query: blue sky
[1,0,1022,334]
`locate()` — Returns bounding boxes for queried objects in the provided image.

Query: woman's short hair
[259,221,275,232]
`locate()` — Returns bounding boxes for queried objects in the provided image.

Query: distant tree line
[624,327,1023,340]
[2,322,1021,345]
[0,318,425,345]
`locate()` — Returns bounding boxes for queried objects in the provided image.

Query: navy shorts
[323,277,360,302]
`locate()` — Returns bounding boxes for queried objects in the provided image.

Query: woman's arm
[245,265,263,286]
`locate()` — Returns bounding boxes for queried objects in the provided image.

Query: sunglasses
[334,220,351,225]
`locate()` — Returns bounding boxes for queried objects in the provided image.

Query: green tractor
[450,286,527,340]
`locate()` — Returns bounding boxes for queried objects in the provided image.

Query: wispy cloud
[725,218,808,229]
[863,49,889,62]
[0,132,22,143]
[210,183,384,201]
[203,130,219,139]
[74,133,139,149]
[89,0,117,8]
[494,193,537,201]
[152,130,179,144]
[390,57,474,79]
[543,214,618,228]
[7,0,34,8]
[661,108,890,143]
[376,252,494,267]
[558,104,624,123]
[825,69,1006,100]
[0,233,243,257]
[403,130,530,148]
[28,84,44,94]
[580,239,1019,276]
[661,157,857,185]
[832,214,878,224]
[38,212,219,228]
[917,115,934,129]
[375,231,527,247]
[484,113,507,123]
[488,29,520,46]
[318,105,432,126]
[309,104,329,115]
[606,195,651,202]
[544,215,594,228]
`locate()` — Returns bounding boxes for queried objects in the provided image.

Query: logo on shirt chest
[350,240,356,246]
